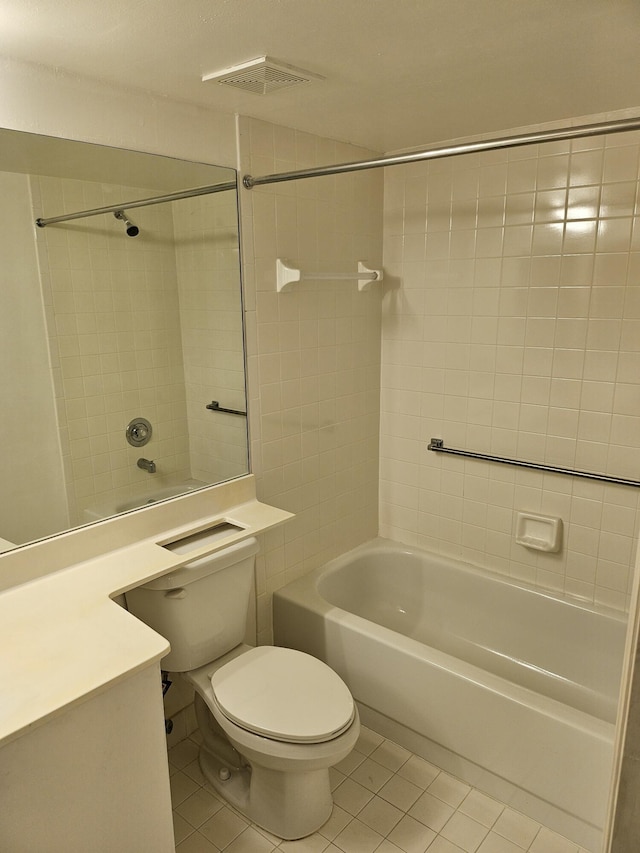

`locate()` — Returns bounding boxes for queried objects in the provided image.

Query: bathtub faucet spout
[137,457,156,473]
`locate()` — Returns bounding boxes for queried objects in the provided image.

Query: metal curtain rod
[35,179,237,228]
[242,115,640,189]
[428,438,640,488]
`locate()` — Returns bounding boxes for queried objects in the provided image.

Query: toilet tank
[125,537,259,672]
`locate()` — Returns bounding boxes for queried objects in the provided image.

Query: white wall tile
[381,122,640,609]
[238,117,384,643]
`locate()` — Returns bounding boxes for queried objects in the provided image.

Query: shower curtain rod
[242,115,640,189]
[35,179,237,228]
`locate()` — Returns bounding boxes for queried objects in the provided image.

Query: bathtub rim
[273,536,626,730]
[313,536,628,625]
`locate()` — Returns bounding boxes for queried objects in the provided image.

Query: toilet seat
[211,646,355,744]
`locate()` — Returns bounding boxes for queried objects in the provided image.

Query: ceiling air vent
[202,56,323,95]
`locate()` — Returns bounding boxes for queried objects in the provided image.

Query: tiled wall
[0,171,69,545]
[380,120,640,611]
[237,117,384,643]
[32,175,192,526]
[173,191,248,484]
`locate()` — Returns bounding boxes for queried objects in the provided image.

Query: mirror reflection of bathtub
[83,479,209,521]
[1,128,248,551]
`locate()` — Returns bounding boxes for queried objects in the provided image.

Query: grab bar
[427,438,640,488]
[206,400,247,417]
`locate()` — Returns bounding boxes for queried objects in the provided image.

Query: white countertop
[0,485,292,747]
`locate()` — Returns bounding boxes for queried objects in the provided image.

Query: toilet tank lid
[140,536,259,590]
[211,646,355,744]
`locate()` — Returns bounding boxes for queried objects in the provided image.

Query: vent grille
[202,57,323,95]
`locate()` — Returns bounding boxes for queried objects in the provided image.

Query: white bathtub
[273,538,627,852]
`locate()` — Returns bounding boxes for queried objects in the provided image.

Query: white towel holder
[276,258,383,293]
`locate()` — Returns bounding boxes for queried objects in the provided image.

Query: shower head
[114,210,139,237]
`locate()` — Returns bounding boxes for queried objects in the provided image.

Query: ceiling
[2,0,640,154]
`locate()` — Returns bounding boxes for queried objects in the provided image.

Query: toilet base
[198,741,333,840]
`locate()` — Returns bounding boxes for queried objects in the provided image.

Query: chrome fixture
[243,115,640,189]
[137,458,156,474]
[427,438,640,488]
[34,179,235,229]
[126,417,152,447]
[114,210,139,237]
[206,400,247,417]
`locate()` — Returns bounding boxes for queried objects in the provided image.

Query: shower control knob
[126,417,153,447]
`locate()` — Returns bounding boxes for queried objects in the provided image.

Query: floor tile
[529,827,580,853]
[336,749,368,777]
[174,812,197,846]
[397,756,440,790]
[199,805,249,849]
[333,778,375,816]
[171,770,202,807]
[358,795,405,836]
[427,774,471,809]
[278,833,331,853]
[330,767,348,791]
[351,757,395,793]
[409,791,455,833]
[376,841,408,853]
[387,814,437,853]
[426,837,466,853]
[319,806,353,842]
[225,827,276,853]
[333,818,384,853]
[378,774,423,811]
[370,740,412,772]
[476,833,523,853]
[176,830,222,852]
[170,739,202,770]
[439,812,489,853]
[177,788,225,829]
[457,791,503,829]
[168,727,582,853]
[183,758,209,787]
[491,808,539,849]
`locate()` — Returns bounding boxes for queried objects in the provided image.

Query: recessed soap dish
[515,511,563,553]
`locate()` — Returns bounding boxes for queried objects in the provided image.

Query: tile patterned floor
[169,726,591,853]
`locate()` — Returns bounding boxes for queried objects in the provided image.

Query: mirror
[1,128,248,551]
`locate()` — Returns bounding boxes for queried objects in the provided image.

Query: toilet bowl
[124,536,360,839]
[185,644,360,839]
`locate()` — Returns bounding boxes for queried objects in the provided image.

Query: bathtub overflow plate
[126,417,153,447]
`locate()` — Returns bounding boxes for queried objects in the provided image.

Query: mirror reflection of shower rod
[35,179,236,229]
[206,400,247,417]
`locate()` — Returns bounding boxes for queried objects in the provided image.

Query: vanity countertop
[0,478,292,748]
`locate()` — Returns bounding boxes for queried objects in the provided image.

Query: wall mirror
[1,128,248,552]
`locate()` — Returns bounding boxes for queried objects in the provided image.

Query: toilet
[125,536,360,839]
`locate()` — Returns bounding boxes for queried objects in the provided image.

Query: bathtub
[273,538,627,851]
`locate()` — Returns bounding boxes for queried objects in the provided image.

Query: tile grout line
[168,726,590,853]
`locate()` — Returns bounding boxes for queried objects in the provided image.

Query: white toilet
[125,537,360,839]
